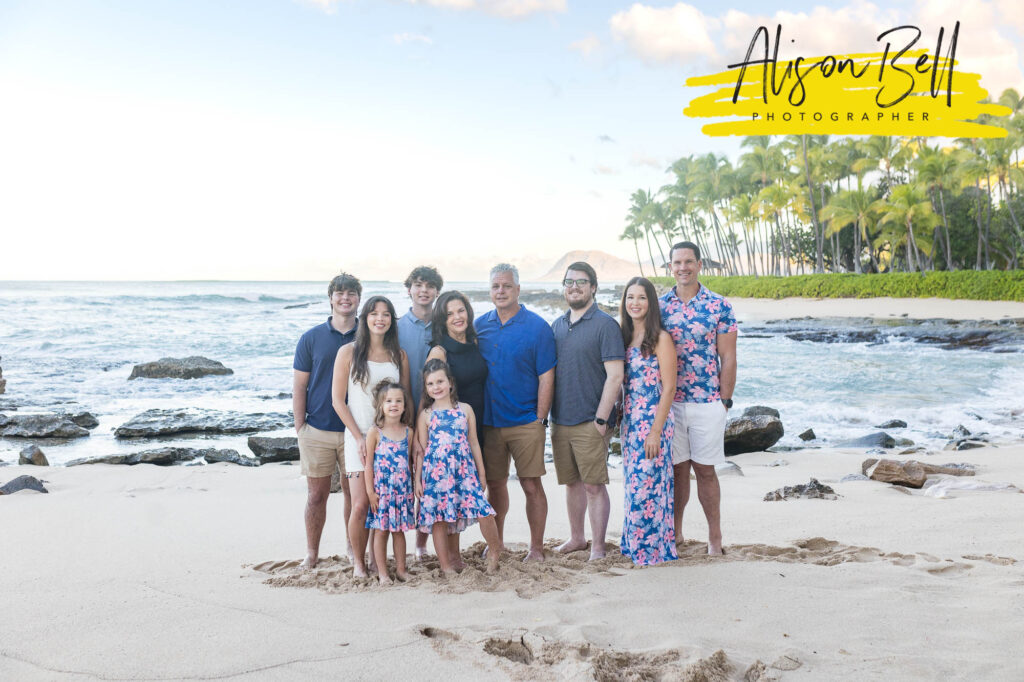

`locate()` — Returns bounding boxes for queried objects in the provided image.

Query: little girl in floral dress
[363,381,416,585]
[414,359,502,575]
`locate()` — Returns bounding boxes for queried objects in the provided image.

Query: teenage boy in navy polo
[476,263,556,563]
[659,242,737,556]
[550,262,624,561]
[293,272,361,569]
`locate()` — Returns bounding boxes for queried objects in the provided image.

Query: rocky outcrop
[876,419,907,429]
[19,445,49,466]
[204,450,260,467]
[764,478,837,501]
[798,428,816,441]
[0,414,90,439]
[742,405,780,419]
[114,409,290,438]
[839,432,895,449]
[0,475,48,494]
[128,356,233,380]
[863,459,926,488]
[67,412,99,429]
[724,414,784,455]
[0,356,5,394]
[248,436,300,464]
[67,447,248,467]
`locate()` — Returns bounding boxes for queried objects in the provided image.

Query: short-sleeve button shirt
[658,284,738,403]
[293,317,357,431]
[475,304,557,428]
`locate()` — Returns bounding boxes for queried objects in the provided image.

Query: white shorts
[671,401,727,466]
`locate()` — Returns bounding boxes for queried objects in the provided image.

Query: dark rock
[114,409,291,438]
[839,432,895,449]
[247,436,300,463]
[955,440,987,451]
[0,475,48,495]
[0,414,90,439]
[899,446,926,455]
[0,460,8,467]
[258,392,292,400]
[18,445,49,466]
[203,449,260,467]
[128,356,233,380]
[66,447,244,467]
[724,414,784,455]
[284,302,315,309]
[876,419,907,429]
[864,459,927,488]
[951,424,971,440]
[742,405,780,418]
[798,428,816,441]
[764,478,837,501]
[894,438,915,447]
[68,411,100,429]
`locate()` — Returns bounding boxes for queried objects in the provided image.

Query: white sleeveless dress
[344,359,401,475]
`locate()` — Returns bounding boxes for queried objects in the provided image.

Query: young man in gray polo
[293,273,361,569]
[550,262,624,561]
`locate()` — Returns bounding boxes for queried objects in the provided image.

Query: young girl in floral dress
[618,277,678,566]
[414,358,502,575]
[363,381,416,585]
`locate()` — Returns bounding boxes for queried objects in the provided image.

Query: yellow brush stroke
[685,50,1010,137]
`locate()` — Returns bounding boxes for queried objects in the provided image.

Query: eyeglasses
[563,278,591,288]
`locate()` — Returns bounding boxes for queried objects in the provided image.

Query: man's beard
[567,297,591,310]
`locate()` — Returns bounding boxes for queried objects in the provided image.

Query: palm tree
[821,189,876,273]
[914,144,959,270]
[873,184,939,272]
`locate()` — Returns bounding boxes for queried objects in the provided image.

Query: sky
[1,0,1022,280]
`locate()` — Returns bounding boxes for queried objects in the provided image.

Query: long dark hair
[420,358,459,410]
[431,290,477,347]
[352,296,403,388]
[619,277,663,357]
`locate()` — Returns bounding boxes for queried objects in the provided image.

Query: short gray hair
[489,263,519,285]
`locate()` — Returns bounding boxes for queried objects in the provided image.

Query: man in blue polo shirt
[293,272,360,569]
[476,263,556,563]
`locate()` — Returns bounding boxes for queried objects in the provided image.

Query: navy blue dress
[438,335,488,443]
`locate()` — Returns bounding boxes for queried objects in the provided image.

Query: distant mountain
[536,250,648,283]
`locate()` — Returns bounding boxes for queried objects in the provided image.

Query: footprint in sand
[962,553,1017,566]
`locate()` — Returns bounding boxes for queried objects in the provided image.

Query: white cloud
[299,0,564,18]
[592,164,619,175]
[569,34,601,57]
[609,3,719,65]
[630,152,663,169]
[392,32,433,45]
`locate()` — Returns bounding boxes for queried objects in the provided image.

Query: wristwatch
[722,398,733,409]
[595,417,607,426]
[541,418,549,427]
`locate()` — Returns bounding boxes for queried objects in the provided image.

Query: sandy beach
[2,440,1023,680]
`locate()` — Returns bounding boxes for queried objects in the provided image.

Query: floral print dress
[417,406,495,534]
[621,346,678,566]
[365,429,416,532]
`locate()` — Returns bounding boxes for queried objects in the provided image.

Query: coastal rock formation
[114,409,290,438]
[840,432,895,449]
[947,440,987,451]
[248,436,300,464]
[742,405,780,418]
[864,459,927,488]
[724,414,784,455]
[0,356,5,394]
[764,478,837,501]
[0,475,48,495]
[204,450,261,467]
[68,411,100,429]
[67,447,249,467]
[876,419,908,429]
[0,414,90,439]
[951,424,972,439]
[128,356,234,380]
[18,445,49,466]
[798,428,816,441]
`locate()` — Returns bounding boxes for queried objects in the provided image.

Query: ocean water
[1,281,1022,465]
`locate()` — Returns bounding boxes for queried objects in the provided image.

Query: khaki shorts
[671,401,727,466]
[298,423,346,478]
[551,422,609,485]
[482,421,546,480]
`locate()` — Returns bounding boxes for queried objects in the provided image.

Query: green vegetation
[622,89,1024,276]
[649,271,1024,301]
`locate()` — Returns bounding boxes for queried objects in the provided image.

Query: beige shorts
[551,422,609,485]
[671,401,727,466]
[298,423,346,478]
[482,421,546,480]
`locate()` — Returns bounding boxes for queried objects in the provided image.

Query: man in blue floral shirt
[659,241,737,555]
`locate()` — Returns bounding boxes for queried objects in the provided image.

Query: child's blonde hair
[372,380,412,427]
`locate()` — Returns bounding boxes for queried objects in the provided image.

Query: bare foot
[451,559,466,572]
[396,571,411,582]
[708,543,724,556]
[523,548,546,563]
[346,545,355,562]
[482,544,506,559]
[415,546,429,562]
[299,554,318,570]
[352,563,369,578]
[486,550,500,574]
[555,538,588,553]
[377,573,393,586]
[368,557,379,575]
[589,546,607,561]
